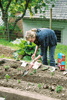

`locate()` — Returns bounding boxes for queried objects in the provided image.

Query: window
[54,30,61,43]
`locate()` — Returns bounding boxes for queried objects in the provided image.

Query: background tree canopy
[0,0,58,40]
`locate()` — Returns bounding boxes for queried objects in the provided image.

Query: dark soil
[0,58,67,100]
[0,45,67,100]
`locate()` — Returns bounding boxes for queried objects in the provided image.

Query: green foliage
[18,80,21,83]
[11,38,40,61]
[0,25,6,38]
[38,83,41,89]
[51,72,55,75]
[55,44,67,69]
[5,74,10,82]
[4,65,9,70]
[56,85,63,93]
[17,68,21,71]
[28,83,31,85]
[33,69,36,73]
[30,73,33,75]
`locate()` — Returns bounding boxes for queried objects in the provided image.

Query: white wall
[23,18,67,45]
[0,9,4,26]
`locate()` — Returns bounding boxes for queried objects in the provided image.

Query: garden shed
[23,0,67,45]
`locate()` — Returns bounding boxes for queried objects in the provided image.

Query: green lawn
[55,44,67,69]
[0,39,20,50]
[0,39,67,69]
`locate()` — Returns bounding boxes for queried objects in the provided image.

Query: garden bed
[0,58,67,100]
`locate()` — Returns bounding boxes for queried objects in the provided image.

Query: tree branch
[6,0,12,12]
[12,0,31,31]
[0,0,4,12]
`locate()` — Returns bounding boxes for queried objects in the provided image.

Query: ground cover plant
[11,38,41,61]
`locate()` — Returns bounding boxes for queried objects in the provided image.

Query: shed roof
[24,0,67,20]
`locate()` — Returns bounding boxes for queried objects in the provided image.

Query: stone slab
[0,86,60,100]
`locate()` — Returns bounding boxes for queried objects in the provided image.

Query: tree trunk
[2,12,10,41]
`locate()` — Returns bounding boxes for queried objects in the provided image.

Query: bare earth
[0,45,67,100]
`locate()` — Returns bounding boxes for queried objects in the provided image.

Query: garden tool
[23,68,29,76]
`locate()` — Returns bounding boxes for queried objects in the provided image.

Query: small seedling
[28,83,31,85]
[4,65,9,71]
[38,83,41,89]
[16,57,20,61]
[51,72,55,75]
[42,83,44,86]
[43,84,49,89]
[18,80,21,83]
[17,68,21,71]
[12,74,14,76]
[30,73,33,75]
[49,86,55,91]
[5,74,10,82]
[56,85,63,93]
[32,83,34,86]
[33,69,36,73]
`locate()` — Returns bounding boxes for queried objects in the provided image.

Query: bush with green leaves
[0,25,6,38]
[0,23,22,40]
[11,38,40,61]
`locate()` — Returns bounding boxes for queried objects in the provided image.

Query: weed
[4,65,9,71]
[51,72,55,75]
[38,83,41,89]
[56,85,63,93]
[30,73,33,75]
[18,80,21,83]
[28,83,31,85]
[5,74,10,81]
[17,68,21,71]
[33,69,36,73]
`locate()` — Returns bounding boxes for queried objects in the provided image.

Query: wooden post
[50,8,52,29]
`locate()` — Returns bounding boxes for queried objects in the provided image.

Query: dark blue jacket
[34,28,57,56]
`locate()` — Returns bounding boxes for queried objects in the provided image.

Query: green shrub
[11,38,40,61]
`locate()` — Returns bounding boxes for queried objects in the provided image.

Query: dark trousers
[42,45,56,67]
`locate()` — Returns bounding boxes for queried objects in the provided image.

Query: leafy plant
[11,38,40,61]
[30,73,33,75]
[18,80,21,83]
[33,69,36,73]
[4,65,9,71]
[56,85,63,93]
[5,74,10,82]
[38,83,41,89]
[28,83,31,85]
[51,72,55,75]
[17,68,21,71]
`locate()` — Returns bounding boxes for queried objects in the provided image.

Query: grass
[0,38,20,50]
[0,39,67,69]
[55,43,67,69]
